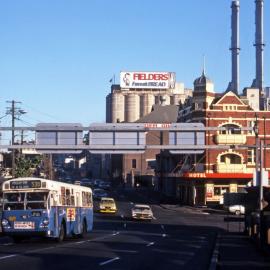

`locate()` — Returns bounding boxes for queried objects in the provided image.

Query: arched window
[219,153,242,164]
[220,124,241,135]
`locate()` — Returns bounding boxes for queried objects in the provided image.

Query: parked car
[131,204,154,221]
[93,189,108,200]
[99,197,117,213]
[228,205,245,215]
[99,181,111,190]
[80,178,94,187]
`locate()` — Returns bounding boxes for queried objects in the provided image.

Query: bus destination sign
[10,180,42,189]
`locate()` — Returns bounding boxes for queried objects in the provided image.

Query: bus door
[51,191,59,237]
[75,192,81,234]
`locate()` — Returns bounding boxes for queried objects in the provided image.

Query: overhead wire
[22,103,62,122]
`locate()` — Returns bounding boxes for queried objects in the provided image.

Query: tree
[15,156,41,178]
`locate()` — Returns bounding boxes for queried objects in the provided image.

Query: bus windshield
[3,192,49,210]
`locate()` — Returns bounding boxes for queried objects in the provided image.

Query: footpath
[216,232,270,270]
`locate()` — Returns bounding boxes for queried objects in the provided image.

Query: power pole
[6,100,26,177]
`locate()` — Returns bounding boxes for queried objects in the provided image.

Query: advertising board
[120,71,176,89]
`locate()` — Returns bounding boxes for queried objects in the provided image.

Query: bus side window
[61,187,65,205]
[66,189,71,206]
[70,195,75,206]
[76,192,80,207]
[89,193,93,208]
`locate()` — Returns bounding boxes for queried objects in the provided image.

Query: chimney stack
[251,0,265,93]
[227,0,240,94]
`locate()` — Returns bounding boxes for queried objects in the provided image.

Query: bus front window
[26,192,49,210]
[3,192,25,210]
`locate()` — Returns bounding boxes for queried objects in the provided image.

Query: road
[0,188,234,270]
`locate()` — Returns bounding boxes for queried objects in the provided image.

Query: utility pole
[6,100,26,177]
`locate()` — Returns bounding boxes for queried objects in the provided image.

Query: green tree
[15,156,41,178]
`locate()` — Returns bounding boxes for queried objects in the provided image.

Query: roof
[133,204,151,208]
[193,72,212,86]
[136,105,179,123]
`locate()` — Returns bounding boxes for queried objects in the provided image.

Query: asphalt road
[0,188,231,270]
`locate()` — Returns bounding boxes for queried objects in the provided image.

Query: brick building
[157,71,270,205]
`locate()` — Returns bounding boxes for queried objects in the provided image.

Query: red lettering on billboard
[133,73,169,81]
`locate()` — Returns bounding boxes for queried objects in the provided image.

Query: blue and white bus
[1,177,93,242]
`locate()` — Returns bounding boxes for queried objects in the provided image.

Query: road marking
[2,243,13,246]
[75,241,86,244]
[162,234,167,238]
[99,257,120,266]
[161,225,165,230]
[121,214,124,219]
[123,223,127,228]
[146,242,155,247]
[130,202,134,205]
[0,254,17,260]
[0,232,121,261]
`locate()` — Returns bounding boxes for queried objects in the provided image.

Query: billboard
[120,71,176,89]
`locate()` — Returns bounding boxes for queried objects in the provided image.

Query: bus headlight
[42,218,49,226]
[40,218,49,228]
[2,219,10,227]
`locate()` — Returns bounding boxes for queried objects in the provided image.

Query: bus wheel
[57,223,66,242]
[79,220,87,238]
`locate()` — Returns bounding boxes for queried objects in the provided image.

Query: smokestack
[251,0,265,93]
[227,0,240,94]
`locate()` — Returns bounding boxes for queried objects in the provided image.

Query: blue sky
[0,0,269,127]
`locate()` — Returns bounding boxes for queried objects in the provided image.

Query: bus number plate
[14,222,35,229]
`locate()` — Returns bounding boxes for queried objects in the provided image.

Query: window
[82,192,92,207]
[132,159,137,169]
[247,149,255,163]
[220,154,241,164]
[220,124,241,135]
[220,155,226,163]
[230,155,241,164]
[248,121,255,135]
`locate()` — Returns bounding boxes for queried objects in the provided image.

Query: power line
[22,103,61,122]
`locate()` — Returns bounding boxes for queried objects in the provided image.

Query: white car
[228,205,245,215]
[131,204,154,221]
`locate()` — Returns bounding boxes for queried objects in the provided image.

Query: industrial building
[106,72,192,123]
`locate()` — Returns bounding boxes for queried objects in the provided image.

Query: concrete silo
[111,92,125,123]
[125,93,140,122]
[140,93,155,117]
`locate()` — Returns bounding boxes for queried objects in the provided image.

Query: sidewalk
[217,232,270,269]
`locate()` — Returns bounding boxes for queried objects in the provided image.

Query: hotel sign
[120,71,176,89]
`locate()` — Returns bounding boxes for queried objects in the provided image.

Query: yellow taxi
[99,197,117,213]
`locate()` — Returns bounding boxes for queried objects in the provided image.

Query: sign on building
[120,71,176,89]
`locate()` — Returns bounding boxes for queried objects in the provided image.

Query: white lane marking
[146,242,155,247]
[0,232,121,261]
[130,202,134,205]
[162,234,167,238]
[2,243,13,246]
[75,241,86,244]
[99,257,120,266]
[123,223,127,228]
[0,254,17,260]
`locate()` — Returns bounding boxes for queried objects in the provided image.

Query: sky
[0,0,269,130]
